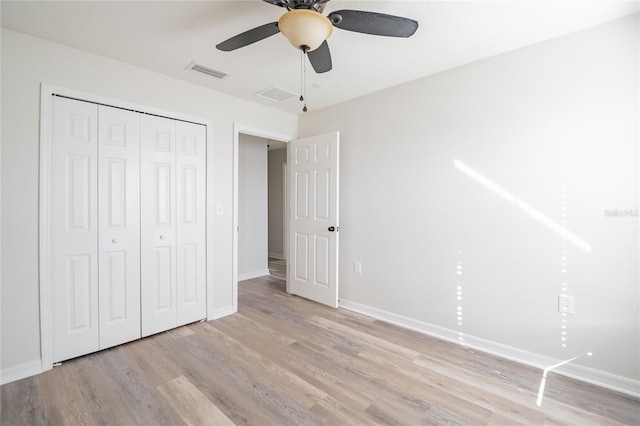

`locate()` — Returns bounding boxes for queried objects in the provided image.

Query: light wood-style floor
[2,258,638,425]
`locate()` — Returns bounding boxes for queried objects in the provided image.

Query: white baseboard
[268,252,285,260]
[338,298,640,398]
[238,269,270,281]
[208,305,236,320]
[558,363,640,397]
[0,360,43,385]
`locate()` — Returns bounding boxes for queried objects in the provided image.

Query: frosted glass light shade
[278,10,333,52]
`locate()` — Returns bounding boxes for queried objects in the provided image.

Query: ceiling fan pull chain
[302,50,308,112]
[299,49,304,102]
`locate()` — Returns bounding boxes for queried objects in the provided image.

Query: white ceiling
[2,1,638,115]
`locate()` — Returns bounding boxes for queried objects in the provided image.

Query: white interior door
[98,105,141,349]
[141,114,177,337]
[175,121,207,325]
[288,131,340,307]
[51,96,100,362]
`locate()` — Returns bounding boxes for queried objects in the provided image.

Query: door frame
[282,162,288,262]
[232,124,293,312]
[39,84,214,371]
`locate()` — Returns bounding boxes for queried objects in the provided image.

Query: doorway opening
[266,144,288,286]
[232,125,293,313]
[237,134,287,281]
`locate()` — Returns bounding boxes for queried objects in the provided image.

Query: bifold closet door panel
[51,96,100,363]
[141,114,178,337]
[98,105,141,349]
[176,122,207,325]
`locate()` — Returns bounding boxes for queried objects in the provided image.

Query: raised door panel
[314,235,330,288]
[295,171,310,220]
[51,96,100,362]
[141,114,177,337]
[176,121,206,325]
[98,105,141,349]
[294,232,309,282]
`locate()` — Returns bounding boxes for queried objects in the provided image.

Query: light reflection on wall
[453,159,595,405]
[560,189,569,349]
[453,159,591,252]
[456,250,465,345]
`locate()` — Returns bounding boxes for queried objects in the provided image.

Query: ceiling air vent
[187,62,228,79]
[255,86,297,103]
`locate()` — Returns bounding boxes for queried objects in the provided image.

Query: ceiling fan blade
[216,22,280,51]
[307,40,332,73]
[328,10,418,38]
[262,0,288,7]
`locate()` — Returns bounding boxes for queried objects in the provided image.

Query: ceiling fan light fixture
[278,9,333,52]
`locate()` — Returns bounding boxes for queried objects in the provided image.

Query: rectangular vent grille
[188,62,228,79]
[255,86,297,102]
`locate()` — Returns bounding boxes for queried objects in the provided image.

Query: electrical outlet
[558,294,574,314]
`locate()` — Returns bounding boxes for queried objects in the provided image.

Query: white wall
[299,15,639,385]
[0,29,296,376]
[268,148,287,258]
[238,134,269,280]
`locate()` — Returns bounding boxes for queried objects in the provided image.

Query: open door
[288,132,339,308]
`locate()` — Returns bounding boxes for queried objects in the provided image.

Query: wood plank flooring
[2,258,638,425]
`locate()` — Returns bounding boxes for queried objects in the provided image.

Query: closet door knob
[112,238,119,244]
[159,234,165,240]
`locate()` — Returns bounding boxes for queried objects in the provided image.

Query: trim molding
[0,360,43,386]
[268,252,285,260]
[238,269,270,282]
[208,305,236,320]
[338,298,640,398]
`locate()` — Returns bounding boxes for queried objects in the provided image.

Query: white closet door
[51,96,99,362]
[98,105,141,348]
[176,121,207,325]
[141,114,177,337]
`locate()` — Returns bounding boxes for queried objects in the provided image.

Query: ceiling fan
[216,0,419,74]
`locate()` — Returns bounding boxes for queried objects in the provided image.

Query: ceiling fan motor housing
[286,0,328,13]
[278,9,333,52]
